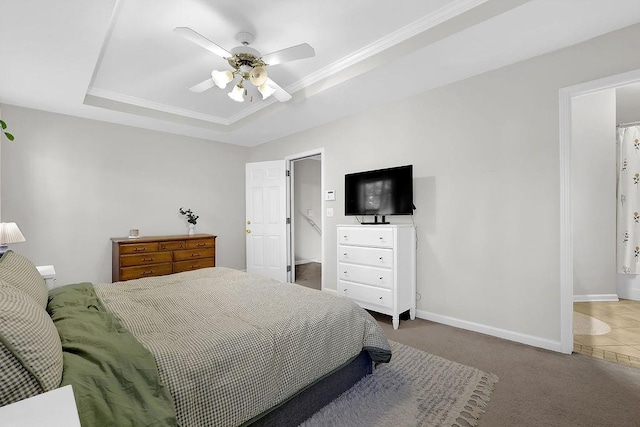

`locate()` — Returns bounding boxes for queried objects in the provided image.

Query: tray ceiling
[2,0,640,146]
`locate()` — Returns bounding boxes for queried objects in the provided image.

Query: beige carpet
[373,313,640,426]
[573,311,611,335]
[301,341,498,427]
[294,262,321,291]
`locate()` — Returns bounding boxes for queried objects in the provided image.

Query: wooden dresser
[111,234,216,282]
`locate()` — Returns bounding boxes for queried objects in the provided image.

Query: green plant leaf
[0,120,6,130]
[5,132,14,141]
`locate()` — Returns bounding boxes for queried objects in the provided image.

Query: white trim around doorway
[285,148,325,291]
[559,68,640,354]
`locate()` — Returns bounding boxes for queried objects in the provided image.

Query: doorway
[286,149,324,291]
[560,68,640,354]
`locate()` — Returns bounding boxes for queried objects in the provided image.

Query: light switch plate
[327,208,334,217]
[325,190,335,201]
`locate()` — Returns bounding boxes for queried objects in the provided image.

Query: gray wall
[4,22,640,349]
[0,106,249,285]
[571,90,617,298]
[249,23,640,346]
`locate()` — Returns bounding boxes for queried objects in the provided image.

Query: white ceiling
[2,0,640,147]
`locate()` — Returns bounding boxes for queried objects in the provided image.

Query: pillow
[0,285,63,405]
[0,250,48,308]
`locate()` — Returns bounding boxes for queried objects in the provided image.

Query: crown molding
[86,0,487,127]
[286,0,490,93]
[85,87,231,125]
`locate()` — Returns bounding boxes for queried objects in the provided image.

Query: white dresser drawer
[338,227,394,248]
[339,262,393,289]
[338,245,393,268]
[339,280,393,309]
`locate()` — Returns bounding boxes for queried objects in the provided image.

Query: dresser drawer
[339,281,392,309]
[339,245,393,268]
[159,241,186,251]
[338,262,393,289]
[119,251,173,267]
[173,248,215,262]
[338,227,394,248]
[119,242,159,254]
[186,238,215,249]
[119,263,173,281]
[173,258,215,273]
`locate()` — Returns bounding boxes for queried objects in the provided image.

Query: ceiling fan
[174,27,315,103]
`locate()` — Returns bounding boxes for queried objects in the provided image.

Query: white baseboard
[415,309,563,353]
[295,258,319,265]
[573,294,619,302]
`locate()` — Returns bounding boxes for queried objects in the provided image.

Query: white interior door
[246,160,288,281]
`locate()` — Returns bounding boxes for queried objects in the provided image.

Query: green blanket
[48,283,178,427]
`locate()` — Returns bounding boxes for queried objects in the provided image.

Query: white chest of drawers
[337,224,416,329]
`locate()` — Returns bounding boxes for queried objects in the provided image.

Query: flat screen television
[345,165,413,224]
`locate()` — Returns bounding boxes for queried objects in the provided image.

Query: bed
[0,250,392,426]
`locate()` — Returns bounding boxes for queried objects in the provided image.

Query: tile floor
[573,299,640,368]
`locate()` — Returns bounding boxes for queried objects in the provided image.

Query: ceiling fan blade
[174,27,232,58]
[189,78,216,93]
[262,43,315,66]
[266,78,292,102]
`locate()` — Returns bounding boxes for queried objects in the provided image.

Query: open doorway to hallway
[289,152,323,291]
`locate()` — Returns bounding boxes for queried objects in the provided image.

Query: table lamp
[0,222,26,255]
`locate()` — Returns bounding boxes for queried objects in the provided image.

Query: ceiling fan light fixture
[228,83,245,102]
[211,70,234,89]
[257,82,276,100]
[249,66,268,86]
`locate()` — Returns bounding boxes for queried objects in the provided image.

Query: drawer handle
[379,257,383,261]
[134,247,145,252]
[142,270,154,275]
[191,264,201,268]
[142,258,153,262]
[344,289,347,292]
[379,237,383,240]
[191,253,201,257]
[344,271,348,274]
[379,277,383,280]
[343,235,348,240]
[196,243,207,247]
[344,253,348,256]
[379,296,383,300]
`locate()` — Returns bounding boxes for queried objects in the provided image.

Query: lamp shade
[228,84,245,102]
[257,82,276,100]
[249,66,268,86]
[0,222,26,245]
[211,70,234,89]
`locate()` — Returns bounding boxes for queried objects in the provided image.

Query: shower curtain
[617,125,640,273]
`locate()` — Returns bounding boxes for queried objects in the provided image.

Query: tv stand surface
[361,215,388,225]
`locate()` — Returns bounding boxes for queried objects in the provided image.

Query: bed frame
[248,351,373,426]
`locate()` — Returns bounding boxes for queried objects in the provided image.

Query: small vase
[188,224,195,236]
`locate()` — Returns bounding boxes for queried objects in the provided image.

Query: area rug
[301,341,498,427]
[573,312,611,335]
